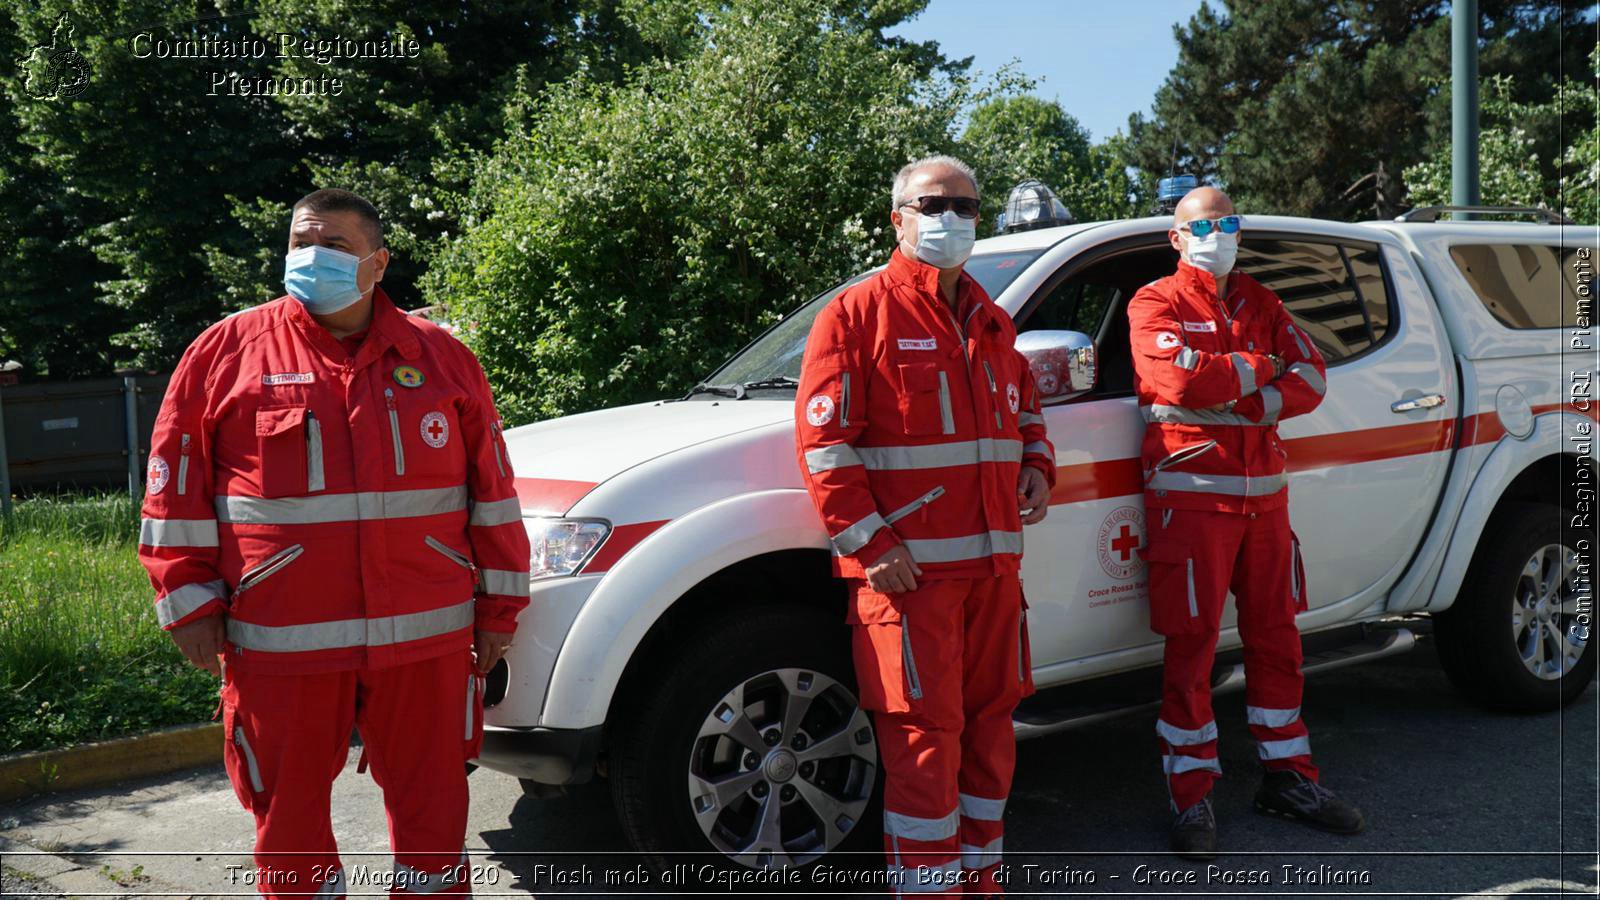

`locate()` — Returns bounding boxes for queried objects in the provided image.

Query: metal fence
[0,374,170,515]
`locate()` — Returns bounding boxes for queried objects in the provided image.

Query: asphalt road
[2,639,1595,899]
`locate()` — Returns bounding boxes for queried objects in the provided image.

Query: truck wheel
[1435,502,1596,709]
[608,604,881,877]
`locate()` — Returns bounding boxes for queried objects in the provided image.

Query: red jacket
[1128,260,1328,514]
[138,288,531,675]
[795,250,1056,580]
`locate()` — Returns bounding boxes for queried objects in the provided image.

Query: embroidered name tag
[898,338,938,351]
[261,372,314,385]
[1182,320,1218,333]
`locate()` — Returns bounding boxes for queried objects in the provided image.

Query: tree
[1123,0,1593,220]
[425,0,986,423]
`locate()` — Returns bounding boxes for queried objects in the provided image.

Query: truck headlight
[527,518,611,579]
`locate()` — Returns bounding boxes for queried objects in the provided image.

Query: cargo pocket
[1143,538,1205,636]
[255,407,308,498]
[1017,590,1036,698]
[895,362,950,436]
[221,700,265,812]
[845,590,914,713]
[1289,530,1308,612]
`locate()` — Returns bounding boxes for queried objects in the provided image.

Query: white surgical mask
[913,211,976,269]
[1186,229,1238,277]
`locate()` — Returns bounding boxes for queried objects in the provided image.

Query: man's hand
[1017,466,1050,525]
[865,545,922,594]
[474,629,514,674]
[169,615,224,676]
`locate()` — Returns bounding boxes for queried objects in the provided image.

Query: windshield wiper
[686,382,745,399]
[740,376,799,391]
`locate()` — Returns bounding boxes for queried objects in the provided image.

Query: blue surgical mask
[283,245,376,314]
[913,211,976,269]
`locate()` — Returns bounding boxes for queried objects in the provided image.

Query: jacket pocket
[844,589,913,713]
[425,535,476,571]
[236,544,304,595]
[1143,538,1206,635]
[305,413,325,492]
[1290,529,1308,612]
[883,486,946,526]
[464,668,485,762]
[255,407,307,498]
[1018,590,1036,698]
[177,433,192,496]
[1153,440,1218,473]
[894,362,948,436]
[222,702,266,812]
[384,388,405,476]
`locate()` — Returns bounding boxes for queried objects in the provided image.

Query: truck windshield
[703,250,1044,392]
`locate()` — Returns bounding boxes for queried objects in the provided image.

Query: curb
[0,722,222,805]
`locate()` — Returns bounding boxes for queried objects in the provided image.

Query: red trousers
[848,574,1033,896]
[1145,506,1317,811]
[221,649,485,898]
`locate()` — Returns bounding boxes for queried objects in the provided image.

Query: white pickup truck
[474,207,1596,871]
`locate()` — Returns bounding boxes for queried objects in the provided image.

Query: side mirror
[1016,330,1096,404]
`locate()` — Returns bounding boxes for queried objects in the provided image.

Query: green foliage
[426,0,988,422]
[1123,0,1592,219]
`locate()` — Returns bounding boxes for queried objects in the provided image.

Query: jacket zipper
[305,412,324,492]
[1186,558,1198,618]
[982,360,1002,429]
[385,388,405,476]
[1017,608,1028,683]
[840,372,852,428]
[901,616,923,700]
[425,535,477,573]
[233,725,264,793]
[1153,440,1219,472]
[177,434,191,496]
[464,673,477,740]
[884,485,946,525]
[1290,538,1302,602]
[236,544,305,594]
[491,421,507,477]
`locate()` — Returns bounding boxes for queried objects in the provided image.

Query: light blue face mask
[283,245,376,314]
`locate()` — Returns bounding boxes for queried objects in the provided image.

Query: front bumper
[475,725,605,785]
[484,573,601,729]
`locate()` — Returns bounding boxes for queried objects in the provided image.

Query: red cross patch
[420,411,450,449]
[805,394,835,427]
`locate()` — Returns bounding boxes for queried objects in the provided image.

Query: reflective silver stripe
[1246,706,1302,728]
[236,544,304,593]
[902,530,1023,564]
[1153,440,1218,472]
[884,808,958,841]
[1022,440,1052,459]
[480,568,530,597]
[1186,559,1198,617]
[887,858,963,893]
[156,579,227,627]
[233,726,264,792]
[961,837,1003,870]
[465,674,476,740]
[311,867,343,899]
[1260,386,1284,425]
[1157,718,1217,746]
[805,444,864,473]
[1162,754,1222,775]
[1173,347,1201,371]
[1291,538,1302,601]
[1231,353,1257,396]
[425,535,474,570]
[1259,736,1312,760]
[1018,411,1044,427]
[215,485,468,524]
[1287,362,1326,396]
[491,427,506,478]
[901,615,923,700]
[1289,323,1311,358]
[936,371,955,435]
[884,486,945,525]
[140,517,219,548]
[856,439,1022,470]
[1142,403,1262,427]
[831,511,888,556]
[306,413,325,492]
[226,598,474,653]
[177,434,191,496]
[1147,470,1288,497]
[959,792,1006,820]
[386,388,405,477]
[469,496,522,526]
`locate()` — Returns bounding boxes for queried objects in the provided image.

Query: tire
[608,603,882,879]
[1435,502,1596,710]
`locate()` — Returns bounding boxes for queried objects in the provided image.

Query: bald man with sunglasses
[1128,187,1364,858]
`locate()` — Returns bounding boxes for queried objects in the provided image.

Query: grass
[0,494,218,754]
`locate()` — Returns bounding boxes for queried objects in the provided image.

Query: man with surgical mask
[795,156,1054,896]
[137,188,530,897]
[1127,187,1363,858]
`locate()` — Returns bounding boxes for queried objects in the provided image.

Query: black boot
[1170,797,1217,859]
[1255,770,1365,834]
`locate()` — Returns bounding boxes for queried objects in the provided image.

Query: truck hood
[502,398,792,515]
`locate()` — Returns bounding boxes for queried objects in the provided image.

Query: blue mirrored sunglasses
[1181,215,1242,237]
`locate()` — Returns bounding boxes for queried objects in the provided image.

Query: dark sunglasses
[902,195,980,219]
[1179,215,1242,237]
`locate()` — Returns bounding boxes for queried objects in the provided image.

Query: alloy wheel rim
[1510,543,1588,681]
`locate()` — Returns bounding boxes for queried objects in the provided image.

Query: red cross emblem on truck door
[1111,524,1139,562]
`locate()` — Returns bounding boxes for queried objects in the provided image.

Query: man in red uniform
[795,155,1054,897]
[138,189,531,897]
[1128,186,1363,857]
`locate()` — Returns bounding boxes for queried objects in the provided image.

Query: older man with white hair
[794,155,1054,896]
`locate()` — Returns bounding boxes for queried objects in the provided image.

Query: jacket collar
[1176,258,1225,297]
[283,285,421,366]
[885,248,998,332]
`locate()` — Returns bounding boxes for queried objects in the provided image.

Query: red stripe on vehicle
[1282,419,1455,471]
[1049,458,1144,505]
[582,520,669,574]
[513,478,600,516]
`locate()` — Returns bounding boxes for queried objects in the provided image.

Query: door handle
[1391,393,1445,413]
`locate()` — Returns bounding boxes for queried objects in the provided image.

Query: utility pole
[1452,0,1480,212]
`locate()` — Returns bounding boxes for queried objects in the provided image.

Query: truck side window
[1448,243,1591,330]
[1238,238,1392,364]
